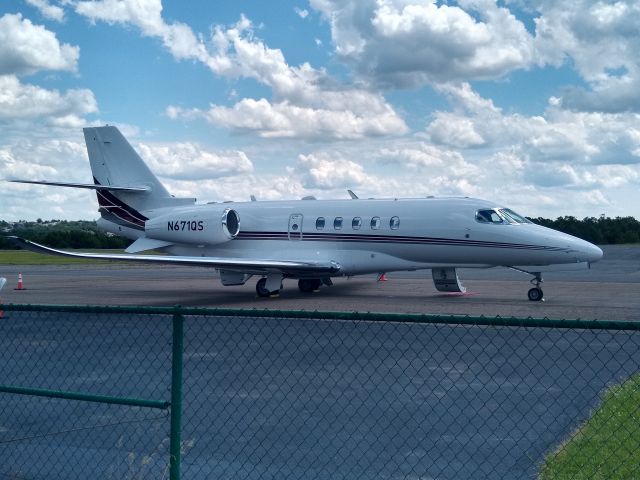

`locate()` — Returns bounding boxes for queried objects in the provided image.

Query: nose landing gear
[509,268,545,302]
[527,272,544,302]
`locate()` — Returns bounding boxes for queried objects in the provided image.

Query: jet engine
[145,207,240,245]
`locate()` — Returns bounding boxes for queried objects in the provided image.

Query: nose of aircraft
[571,237,603,263]
[584,242,604,263]
[530,224,603,264]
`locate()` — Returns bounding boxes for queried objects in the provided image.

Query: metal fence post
[169,311,184,480]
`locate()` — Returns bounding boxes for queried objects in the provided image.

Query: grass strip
[0,249,123,265]
[539,373,640,479]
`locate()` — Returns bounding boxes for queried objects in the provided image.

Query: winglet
[6,236,64,256]
[347,189,359,199]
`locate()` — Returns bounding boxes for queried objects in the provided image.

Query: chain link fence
[1,305,639,479]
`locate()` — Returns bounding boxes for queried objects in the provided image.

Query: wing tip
[5,235,24,245]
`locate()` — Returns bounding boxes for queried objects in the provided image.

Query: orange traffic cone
[15,273,26,291]
[377,273,388,282]
[0,277,5,317]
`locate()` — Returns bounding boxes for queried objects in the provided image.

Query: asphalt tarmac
[1,311,638,479]
[0,245,639,478]
[1,245,639,320]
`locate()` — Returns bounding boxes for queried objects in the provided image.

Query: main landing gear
[256,276,331,297]
[255,274,283,298]
[298,278,322,293]
[255,278,271,297]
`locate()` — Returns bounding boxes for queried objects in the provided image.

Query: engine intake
[222,208,240,238]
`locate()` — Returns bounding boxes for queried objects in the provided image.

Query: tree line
[530,216,640,245]
[0,220,129,250]
[1,216,639,250]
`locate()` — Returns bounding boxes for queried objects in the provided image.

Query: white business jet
[9,126,602,301]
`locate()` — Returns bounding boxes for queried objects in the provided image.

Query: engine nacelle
[145,207,240,245]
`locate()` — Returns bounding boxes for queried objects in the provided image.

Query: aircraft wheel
[256,278,271,298]
[527,287,543,302]
[298,278,322,293]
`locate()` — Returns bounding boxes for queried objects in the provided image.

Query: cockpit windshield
[475,208,531,225]
[499,208,531,224]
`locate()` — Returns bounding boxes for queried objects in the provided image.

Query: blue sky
[2,0,640,221]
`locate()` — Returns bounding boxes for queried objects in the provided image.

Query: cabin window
[390,216,400,230]
[352,217,362,230]
[371,216,381,229]
[475,209,504,224]
[316,217,325,230]
[334,217,343,230]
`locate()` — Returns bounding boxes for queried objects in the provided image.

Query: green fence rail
[0,303,639,479]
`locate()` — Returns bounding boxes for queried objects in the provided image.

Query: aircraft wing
[7,237,341,275]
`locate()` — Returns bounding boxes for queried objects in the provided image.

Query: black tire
[298,278,322,293]
[527,287,543,302]
[256,278,270,297]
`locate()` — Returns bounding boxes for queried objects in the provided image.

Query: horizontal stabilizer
[10,180,150,192]
[125,237,174,253]
[7,237,342,275]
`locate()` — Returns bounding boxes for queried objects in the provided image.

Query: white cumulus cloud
[75,0,208,62]
[426,82,640,165]
[173,16,408,139]
[0,135,98,220]
[71,3,408,140]
[25,0,66,22]
[169,97,406,141]
[378,142,479,176]
[311,0,536,86]
[0,13,78,75]
[0,75,98,124]
[135,141,253,180]
[296,152,375,189]
[294,7,309,19]
[534,0,640,112]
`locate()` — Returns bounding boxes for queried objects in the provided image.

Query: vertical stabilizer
[83,126,194,232]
